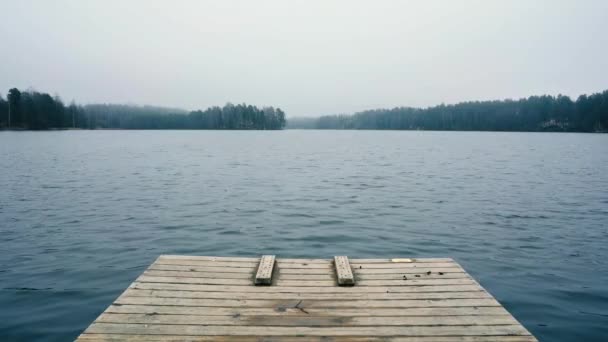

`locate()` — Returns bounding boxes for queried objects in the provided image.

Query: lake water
[0,130,607,341]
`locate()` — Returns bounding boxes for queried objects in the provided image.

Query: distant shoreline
[1,128,605,133]
[1,88,286,130]
[2,87,606,132]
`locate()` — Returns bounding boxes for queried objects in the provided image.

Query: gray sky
[1,0,607,117]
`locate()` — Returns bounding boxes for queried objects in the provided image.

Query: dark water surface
[1,130,607,341]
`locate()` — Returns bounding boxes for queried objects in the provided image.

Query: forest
[288,90,608,132]
[2,88,607,132]
[0,88,286,130]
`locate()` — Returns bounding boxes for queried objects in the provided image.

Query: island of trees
[0,88,286,130]
[288,90,608,132]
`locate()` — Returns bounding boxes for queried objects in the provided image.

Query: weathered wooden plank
[353,258,455,263]
[254,255,275,285]
[115,296,502,308]
[351,262,458,269]
[355,278,475,286]
[355,273,470,280]
[283,272,469,280]
[334,256,355,286]
[150,264,466,275]
[149,264,257,274]
[136,275,477,287]
[84,323,532,337]
[352,268,466,275]
[155,259,458,269]
[159,256,335,264]
[105,304,512,317]
[137,276,253,286]
[160,255,261,262]
[154,259,259,268]
[130,282,484,293]
[95,312,520,326]
[122,288,491,300]
[78,334,538,342]
[160,255,455,263]
[144,269,470,280]
[144,270,254,279]
[152,261,460,270]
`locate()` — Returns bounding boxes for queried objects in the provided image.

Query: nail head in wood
[334,256,355,286]
[254,255,275,285]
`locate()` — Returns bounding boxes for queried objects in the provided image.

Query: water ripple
[0,130,607,342]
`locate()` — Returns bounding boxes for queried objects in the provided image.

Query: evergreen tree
[289,90,608,132]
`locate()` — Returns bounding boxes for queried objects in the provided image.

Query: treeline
[0,88,286,130]
[288,90,608,132]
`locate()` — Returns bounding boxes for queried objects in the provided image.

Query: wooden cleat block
[334,256,355,286]
[254,255,275,285]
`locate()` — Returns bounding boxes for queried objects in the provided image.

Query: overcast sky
[1,0,607,117]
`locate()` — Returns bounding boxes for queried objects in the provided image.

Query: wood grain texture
[254,255,275,285]
[76,256,537,342]
[334,256,355,286]
[78,335,537,342]
[95,312,520,326]
[105,305,512,317]
[84,323,531,336]
[122,288,492,300]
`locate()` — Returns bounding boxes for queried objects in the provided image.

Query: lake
[0,130,607,341]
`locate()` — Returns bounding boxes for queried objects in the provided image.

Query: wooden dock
[77,255,537,341]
